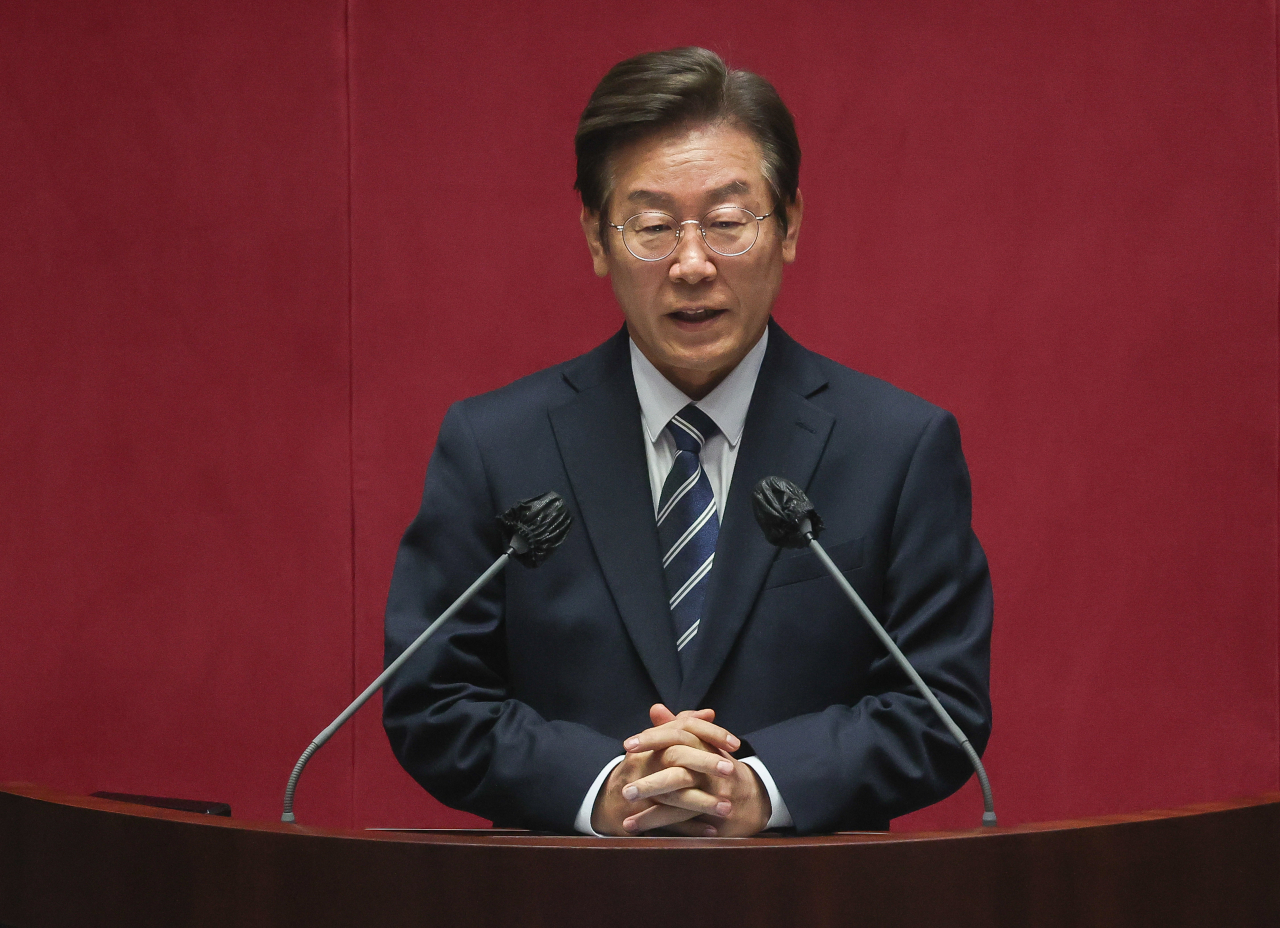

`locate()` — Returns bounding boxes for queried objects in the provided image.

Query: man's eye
[638,223,672,234]
[709,220,747,231]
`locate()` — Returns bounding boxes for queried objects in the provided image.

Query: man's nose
[669,220,717,283]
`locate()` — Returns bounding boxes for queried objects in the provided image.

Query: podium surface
[2,783,1276,927]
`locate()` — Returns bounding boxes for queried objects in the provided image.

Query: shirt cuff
[740,755,794,829]
[574,755,626,836]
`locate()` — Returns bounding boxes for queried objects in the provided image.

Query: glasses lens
[622,212,678,260]
[702,207,758,256]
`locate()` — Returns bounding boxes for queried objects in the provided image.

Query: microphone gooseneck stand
[281,492,572,823]
[752,476,997,828]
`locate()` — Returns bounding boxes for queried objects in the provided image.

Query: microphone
[751,476,997,828]
[281,491,572,823]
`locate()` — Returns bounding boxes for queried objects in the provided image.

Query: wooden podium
[1,783,1276,927]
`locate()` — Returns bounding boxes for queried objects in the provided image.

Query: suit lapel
[679,324,834,709]
[549,333,682,707]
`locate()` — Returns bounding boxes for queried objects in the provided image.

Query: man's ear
[580,206,610,278]
[781,189,804,264]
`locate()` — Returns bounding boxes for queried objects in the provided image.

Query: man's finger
[623,726,708,754]
[670,716,741,751]
[623,800,702,834]
[656,744,735,779]
[661,817,719,838]
[649,704,677,726]
[651,787,732,818]
[649,704,715,727]
[622,764,698,802]
[625,719,740,754]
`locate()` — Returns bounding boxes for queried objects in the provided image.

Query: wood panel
[2,784,1276,927]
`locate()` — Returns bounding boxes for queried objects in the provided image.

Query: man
[383,47,992,836]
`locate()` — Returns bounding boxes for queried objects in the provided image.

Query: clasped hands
[590,704,770,837]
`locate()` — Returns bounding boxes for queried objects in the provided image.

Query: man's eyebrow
[707,180,752,201]
[625,180,756,208]
[626,189,676,206]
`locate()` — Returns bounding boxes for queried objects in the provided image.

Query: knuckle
[669,745,696,766]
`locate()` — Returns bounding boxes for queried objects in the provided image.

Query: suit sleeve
[382,403,622,831]
[743,409,993,834]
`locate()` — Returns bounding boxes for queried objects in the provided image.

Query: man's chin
[660,343,735,373]
[658,320,735,355]
[652,350,744,398]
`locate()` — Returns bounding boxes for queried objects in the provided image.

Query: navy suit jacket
[383,321,992,834]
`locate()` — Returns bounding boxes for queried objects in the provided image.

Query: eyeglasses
[608,207,773,261]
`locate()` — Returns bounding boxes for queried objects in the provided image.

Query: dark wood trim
[2,783,1277,927]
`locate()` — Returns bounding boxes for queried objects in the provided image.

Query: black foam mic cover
[497,491,573,567]
[751,476,824,548]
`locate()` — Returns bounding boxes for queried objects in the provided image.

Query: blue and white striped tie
[657,404,719,672]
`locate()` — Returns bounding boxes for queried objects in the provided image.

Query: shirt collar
[630,326,768,449]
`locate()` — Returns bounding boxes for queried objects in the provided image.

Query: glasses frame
[607,207,774,261]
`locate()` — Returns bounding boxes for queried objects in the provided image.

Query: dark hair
[574,47,801,239]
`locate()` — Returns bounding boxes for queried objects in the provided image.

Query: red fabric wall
[1,1,356,825]
[3,0,1276,832]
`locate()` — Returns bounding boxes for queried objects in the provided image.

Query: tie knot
[667,404,718,454]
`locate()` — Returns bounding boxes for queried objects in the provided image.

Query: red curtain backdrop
[2,0,1276,832]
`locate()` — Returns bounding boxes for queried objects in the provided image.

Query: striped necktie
[657,404,720,671]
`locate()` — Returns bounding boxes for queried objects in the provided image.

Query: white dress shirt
[573,328,794,834]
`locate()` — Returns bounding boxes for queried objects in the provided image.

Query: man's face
[581,122,803,399]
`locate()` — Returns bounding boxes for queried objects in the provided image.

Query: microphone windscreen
[497,492,573,567]
[752,476,824,548]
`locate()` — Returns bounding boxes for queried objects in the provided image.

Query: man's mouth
[669,308,726,323]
